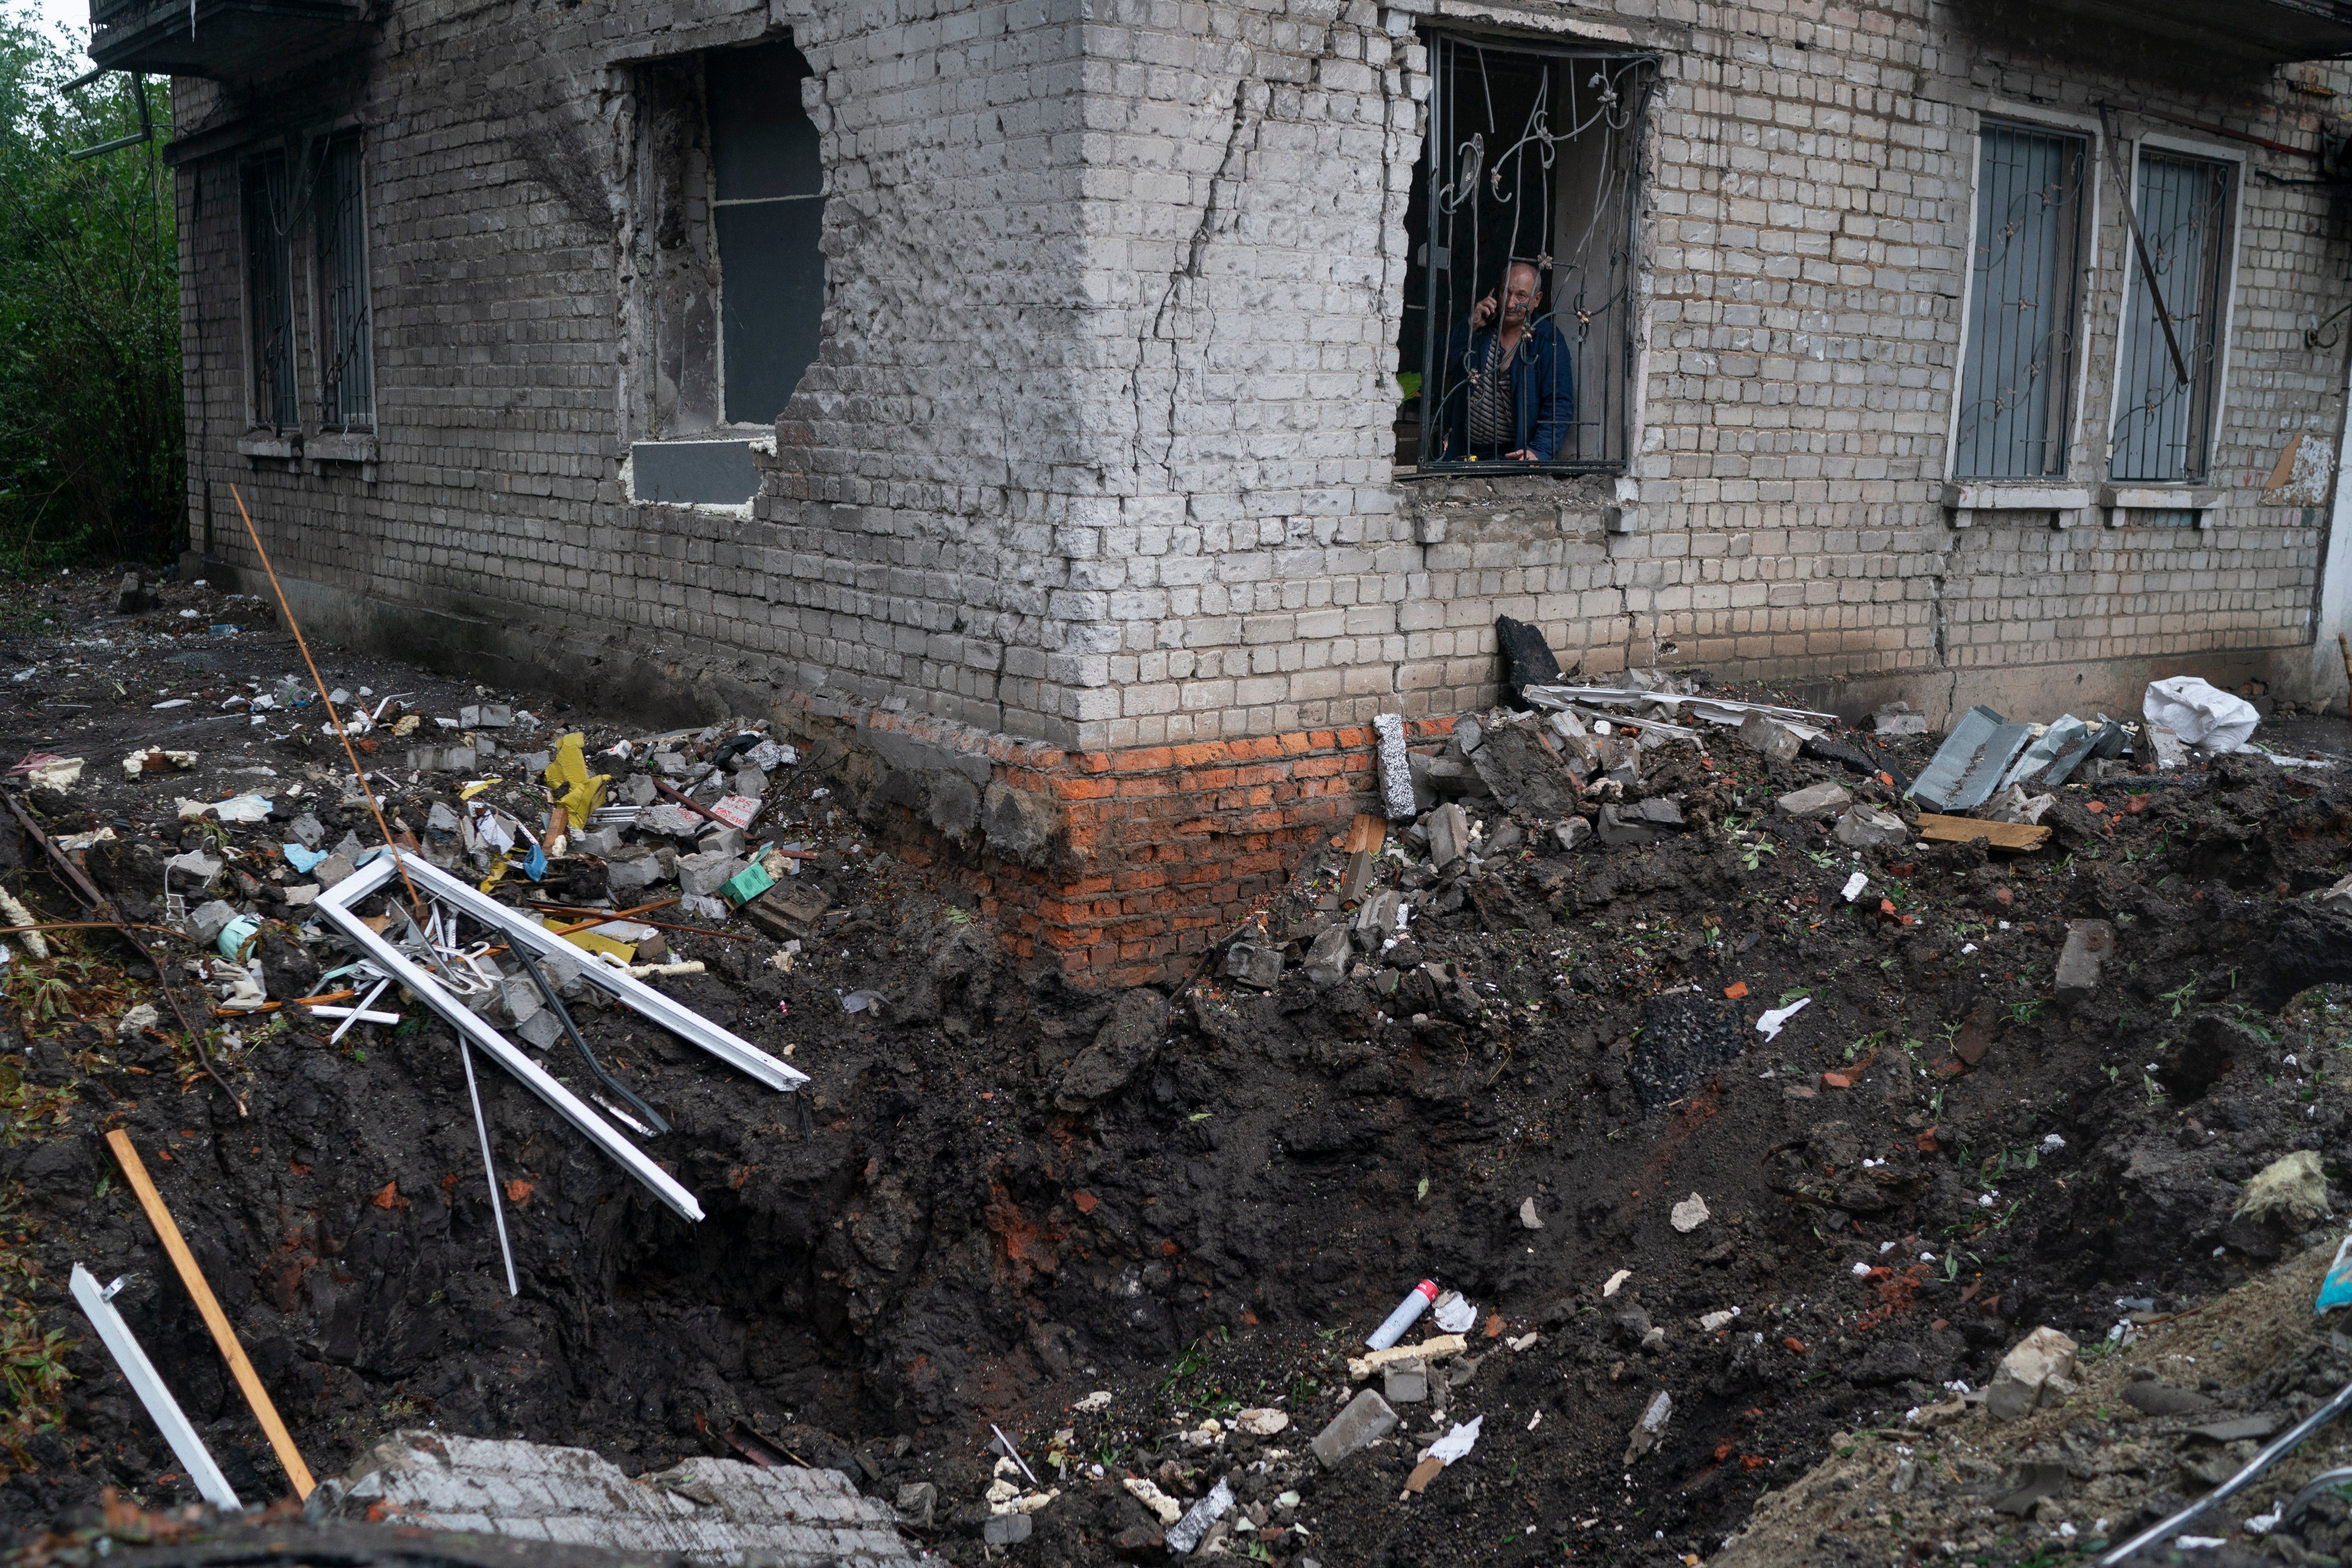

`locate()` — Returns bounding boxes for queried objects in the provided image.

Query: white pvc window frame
[2100,129,2247,494]
[1941,100,2107,491]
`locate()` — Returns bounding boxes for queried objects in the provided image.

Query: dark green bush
[0,21,181,573]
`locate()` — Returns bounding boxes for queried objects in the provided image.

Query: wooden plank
[1345,813,1387,856]
[1914,812,2050,851]
[105,1130,315,1499]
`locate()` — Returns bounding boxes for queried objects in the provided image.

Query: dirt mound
[0,571,2349,1566]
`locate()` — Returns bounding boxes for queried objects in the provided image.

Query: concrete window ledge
[235,434,297,461]
[1942,481,2093,527]
[2100,483,2221,528]
[306,434,376,464]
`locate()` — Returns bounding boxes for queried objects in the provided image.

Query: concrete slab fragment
[322,1430,916,1564]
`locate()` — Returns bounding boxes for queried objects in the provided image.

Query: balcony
[1967,0,2352,66]
[89,0,369,79]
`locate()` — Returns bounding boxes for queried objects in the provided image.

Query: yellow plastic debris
[544,733,608,821]
[458,778,503,801]
[541,915,635,965]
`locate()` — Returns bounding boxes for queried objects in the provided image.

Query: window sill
[1943,481,2093,525]
[308,434,376,464]
[2101,483,2220,527]
[236,434,297,461]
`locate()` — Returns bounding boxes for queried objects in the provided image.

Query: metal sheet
[317,856,704,1222]
[68,1264,243,1513]
[379,852,806,1092]
[1908,705,2034,811]
[2001,715,2095,792]
[1521,685,1839,727]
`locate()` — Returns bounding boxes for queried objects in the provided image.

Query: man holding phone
[1432,260,1574,464]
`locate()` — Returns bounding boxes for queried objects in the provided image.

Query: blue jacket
[1433,316,1576,463]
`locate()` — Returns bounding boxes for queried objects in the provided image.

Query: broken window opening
[1399,37,1657,475]
[2110,149,2233,484]
[314,135,374,431]
[1953,122,2088,481]
[706,39,824,428]
[241,154,297,431]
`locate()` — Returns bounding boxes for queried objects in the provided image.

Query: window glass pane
[708,40,825,425]
[2112,152,2231,482]
[316,138,372,429]
[717,198,825,424]
[707,42,820,202]
[1954,124,2084,479]
[242,158,296,429]
[1407,37,1652,471]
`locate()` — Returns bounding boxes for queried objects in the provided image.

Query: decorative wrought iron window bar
[315,135,373,431]
[2111,149,2233,484]
[1400,35,1658,475]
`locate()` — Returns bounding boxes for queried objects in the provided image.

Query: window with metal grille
[1953,123,2087,480]
[241,155,297,430]
[1398,36,1656,472]
[2111,150,2233,483]
[315,136,373,430]
[706,40,825,426]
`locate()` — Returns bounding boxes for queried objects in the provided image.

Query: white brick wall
[174,0,2352,745]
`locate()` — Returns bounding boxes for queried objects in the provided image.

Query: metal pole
[458,1041,520,1298]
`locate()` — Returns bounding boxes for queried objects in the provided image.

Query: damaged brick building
[86,0,2352,978]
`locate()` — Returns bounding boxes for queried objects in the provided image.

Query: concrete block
[1555,817,1592,851]
[1985,1326,2079,1422]
[573,825,624,856]
[1382,1359,1428,1404]
[1223,939,1281,989]
[1303,923,1352,986]
[606,845,669,896]
[678,850,744,897]
[188,899,240,946]
[1776,783,1852,820]
[1425,803,1469,868]
[1835,804,1907,848]
[1311,1388,1397,1468]
[1740,710,1803,763]
[638,803,704,839]
[2053,919,2114,1004]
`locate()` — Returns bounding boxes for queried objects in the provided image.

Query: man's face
[1501,267,1538,325]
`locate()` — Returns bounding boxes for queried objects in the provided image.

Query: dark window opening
[706,40,824,426]
[314,136,373,430]
[2111,149,2233,483]
[1953,122,2087,480]
[1399,37,1656,474]
[241,155,297,430]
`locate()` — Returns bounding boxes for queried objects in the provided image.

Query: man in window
[1433,260,1574,464]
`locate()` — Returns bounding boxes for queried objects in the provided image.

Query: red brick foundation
[778,700,1453,988]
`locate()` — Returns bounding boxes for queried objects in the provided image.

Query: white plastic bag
[2143,676,2259,750]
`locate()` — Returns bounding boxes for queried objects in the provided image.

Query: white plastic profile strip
[67,1263,244,1513]
[380,850,807,1091]
[316,856,706,1221]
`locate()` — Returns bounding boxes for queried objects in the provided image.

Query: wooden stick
[230,484,424,927]
[526,897,679,921]
[557,914,758,944]
[103,1130,315,1498]
[210,989,361,1017]
[2336,631,2351,687]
